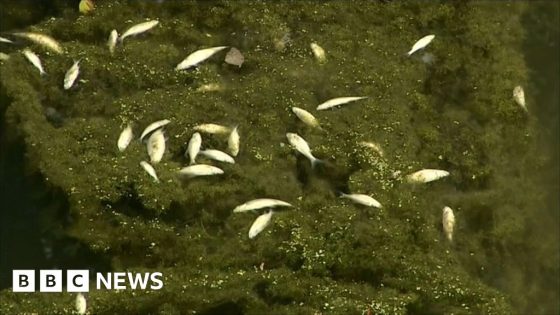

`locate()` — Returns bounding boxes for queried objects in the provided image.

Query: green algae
[0,1,556,314]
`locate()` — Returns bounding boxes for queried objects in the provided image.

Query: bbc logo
[13,270,89,292]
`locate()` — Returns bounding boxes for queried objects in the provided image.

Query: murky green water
[0,1,558,314]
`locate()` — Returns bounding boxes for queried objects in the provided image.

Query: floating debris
[286,133,322,168]
[13,32,63,54]
[176,46,228,70]
[513,85,527,112]
[178,164,224,178]
[442,206,455,242]
[310,42,326,63]
[79,0,95,14]
[193,123,231,134]
[340,193,382,208]
[200,149,235,164]
[117,125,133,152]
[233,198,293,213]
[119,20,159,43]
[107,29,118,54]
[358,141,384,157]
[197,83,223,92]
[147,129,165,164]
[22,49,45,75]
[292,107,321,129]
[140,161,159,182]
[406,169,449,183]
[249,210,273,239]
[63,60,80,90]
[228,126,240,157]
[0,52,9,61]
[407,34,435,56]
[186,132,202,165]
[140,119,170,141]
[224,47,244,67]
[75,293,87,315]
[316,96,368,111]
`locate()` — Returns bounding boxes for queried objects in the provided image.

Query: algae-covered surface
[0,1,558,314]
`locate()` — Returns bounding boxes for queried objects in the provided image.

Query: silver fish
[340,193,382,208]
[63,60,80,90]
[108,29,118,54]
[147,129,165,164]
[117,125,133,152]
[0,36,13,44]
[119,20,159,42]
[286,133,321,167]
[140,119,170,141]
[193,123,231,134]
[176,46,228,70]
[228,126,240,157]
[13,32,63,54]
[248,210,273,239]
[316,96,367,111]
[140,161,159,182]
[22,49,45,75]
[186,132,202,164]
[200,149,235,164]
[407,34,435,56]
[442,206,455,242]
[75,293,87,315]
[178,164,223,178]
[292,107,320,128]
[406,169,449,183]
[513,85,527,112]
[233,198,293,213]
[310,42,326,63]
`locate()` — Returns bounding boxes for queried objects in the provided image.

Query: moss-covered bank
[0,1,556,314]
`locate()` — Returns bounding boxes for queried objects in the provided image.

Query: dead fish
[108,29,118,54]
[75,293,87,315]
[249,210,273,239]
[13,32,63,54]
[513,85,527,112]
[63,60,80,90]
[178,164,224,178]
[22,49,45,75]
[406,169,449,183]
[224,47,244,67]
[147,129,165,164]
[0,52,9,61]
[186,132,202,165]
[117,125,133,152]
[233,198,293,213]
[140,161,159,182]
[140,119,170,141]
[310,42,326,63]
[407,34,435,56]
[0,36,13,44]
[358,141,384,157]
[292,107,320,129]
[286,132,322,168]
[316,96,368,111]
[340,193,382,208]
[193,123,231,134]
[228,126,240,157]
[200,149,235,164]
[119,20,159,43]
[442,206,455,242]
[175,46,228,70]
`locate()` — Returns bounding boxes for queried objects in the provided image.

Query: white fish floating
[310,42,326,63]
[340,193,382,208]
[13,32,63,54]
[292,107,321,129]
[75,293,87,315]
[407,34,435,56]
[117,125,133,152]
[186,132,202,165]
[358,141,384,157]
[22,49,45,75]
[233,198,293,213]
[406,169,449,184]
[63,60,80,90]
[286,133,322,168]
[513,85,527,112]
[442,206,455,242]
[108,29,118,54]
[140,161,159,182]
[249,210,273,239]
[140,119,170,141]
[178,164,223,178]
[228,126,240,157]
[193,123,231,134]
[147,129,165,164]
[119,20,159,43]
[316,96,368,111]
[200,149,235,164]
[175,46,228,70]
[0,36,13,44]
